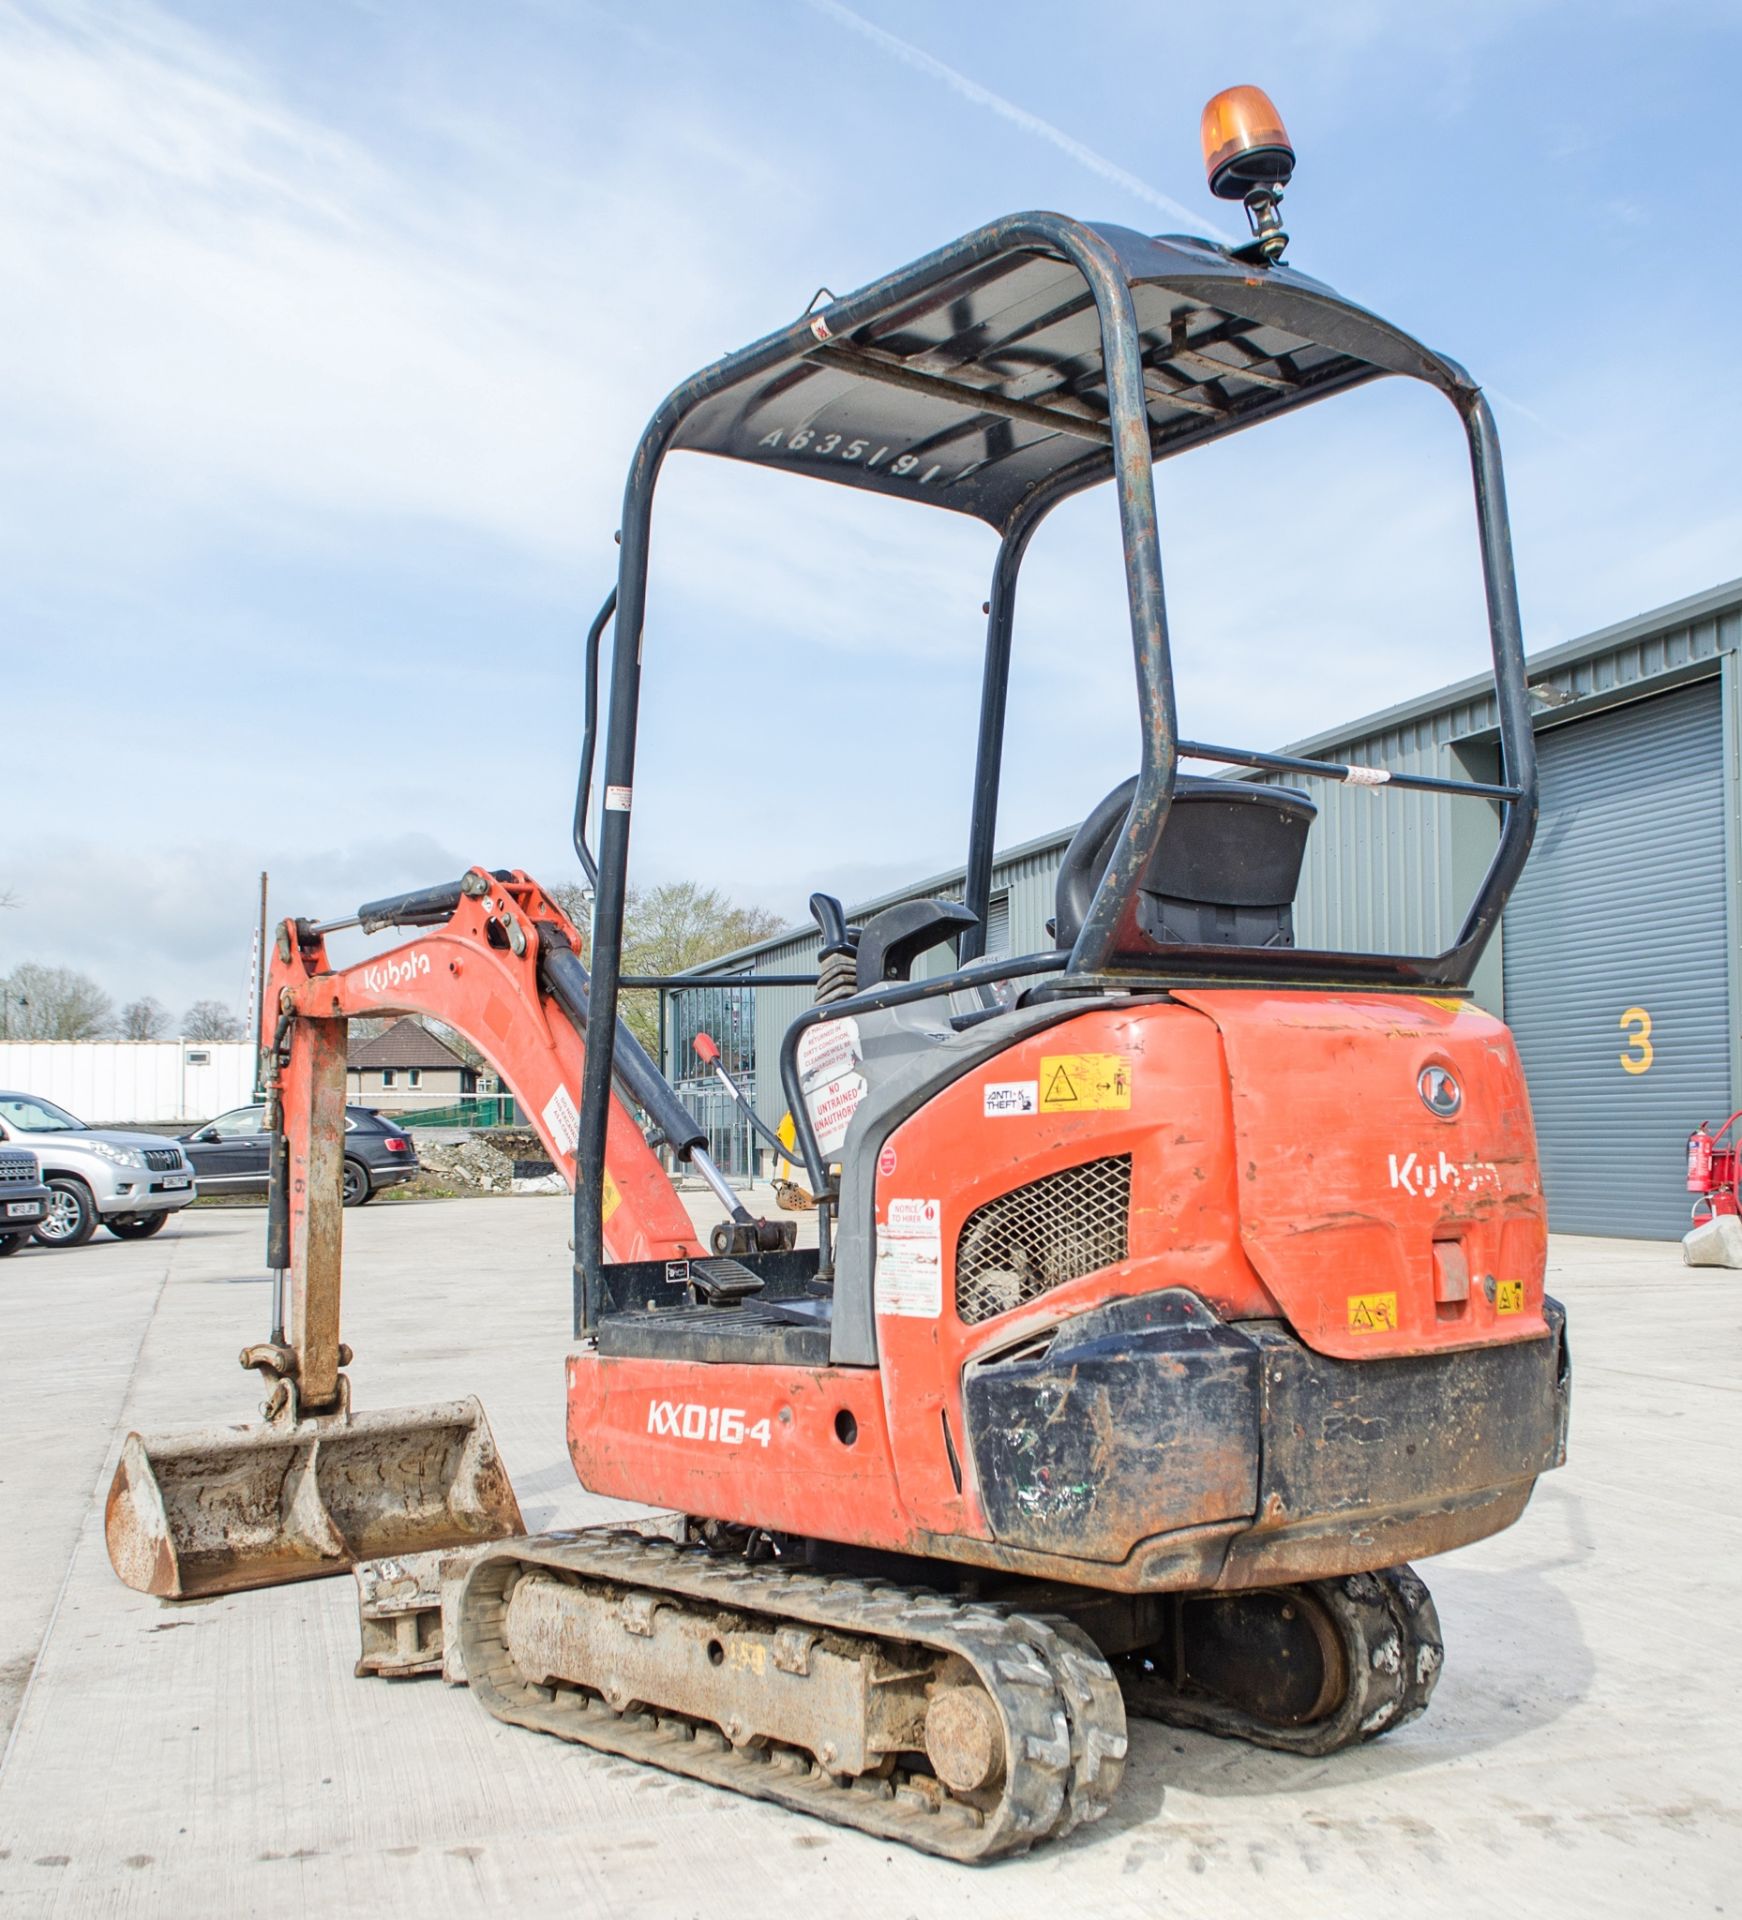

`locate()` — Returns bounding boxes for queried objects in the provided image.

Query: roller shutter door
[1502,678,1731,1237]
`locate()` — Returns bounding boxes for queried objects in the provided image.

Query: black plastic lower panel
[962,1292,1262,1562]
[960,1291,1570,1569]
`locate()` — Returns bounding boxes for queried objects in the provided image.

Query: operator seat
[1053,774,1317,959]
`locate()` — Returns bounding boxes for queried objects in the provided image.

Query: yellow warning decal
[1347,1291,1399,1334]
[1038,1053,1132,1112]
[602,1170,622,1224]
[1420,996,1465,1012]
[1495,1278,1525,1314]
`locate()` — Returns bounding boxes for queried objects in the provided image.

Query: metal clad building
[683,577,1742,1238]
[1503,680,1731,1237]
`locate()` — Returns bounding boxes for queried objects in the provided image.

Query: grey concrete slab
[0,1204,1736,1917]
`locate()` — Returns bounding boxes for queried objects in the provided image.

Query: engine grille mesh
[954,1155,1131,1325]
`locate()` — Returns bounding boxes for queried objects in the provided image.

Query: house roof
[346,1018,466,1071]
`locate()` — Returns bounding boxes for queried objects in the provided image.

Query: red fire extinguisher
[1688,1112,1742,1222]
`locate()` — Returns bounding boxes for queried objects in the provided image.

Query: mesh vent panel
[954,1155,1131,1325]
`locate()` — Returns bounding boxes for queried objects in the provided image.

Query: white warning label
[797,1017,861,1092]
[807,1072,868,1156]
[983,1080,1038,1117]
[875,1197,942,1318]
[541,1084,580,1157]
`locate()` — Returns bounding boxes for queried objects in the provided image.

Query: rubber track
[459,1530,1127,1862]
[1116,1564,1442,1758]
[1376,1564,1444,1732]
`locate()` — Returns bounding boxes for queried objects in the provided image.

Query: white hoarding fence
[0,1042,256,1124]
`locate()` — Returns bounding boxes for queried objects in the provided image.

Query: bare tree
[182,999,246,1042]
[546,879,784,1053]
[1,963,114,1040]
[119,996,172,1041]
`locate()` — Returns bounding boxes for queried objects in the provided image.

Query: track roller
[459,1530,1127,1862]
[1115,1564,1443,1757]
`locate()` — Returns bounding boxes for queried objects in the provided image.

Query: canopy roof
[668,222,1473,533]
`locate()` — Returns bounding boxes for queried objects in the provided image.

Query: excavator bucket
[104,1394,524,1601]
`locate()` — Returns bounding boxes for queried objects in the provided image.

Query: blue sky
[5,0,1740,1018]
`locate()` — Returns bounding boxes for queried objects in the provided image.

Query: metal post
[1447,392,1538,973]
[1061,238,1178,976]
[962,498,1048,958]
[282,1015,349,1410]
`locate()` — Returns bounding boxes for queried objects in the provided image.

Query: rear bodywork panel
[569,989,1567,1592]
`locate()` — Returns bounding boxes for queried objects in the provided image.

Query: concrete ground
[0,1198,1735,1917]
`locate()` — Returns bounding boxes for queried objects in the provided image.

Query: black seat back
[1053,775,1317,958]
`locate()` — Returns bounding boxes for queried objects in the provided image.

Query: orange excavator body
[565,988,1560,1592]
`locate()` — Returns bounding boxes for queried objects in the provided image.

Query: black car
[181,1105,419,1206]
[0,1146,53,1255]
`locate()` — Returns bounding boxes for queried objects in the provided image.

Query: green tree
[182,999,245,1042]
[119,996,171,1041]
[1,963,114,1040]
[547,880,784,1053]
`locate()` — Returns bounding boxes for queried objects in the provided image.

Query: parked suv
[0,1091,198,1246]
[0,1145,53,1256]
[181,1104,419,1206]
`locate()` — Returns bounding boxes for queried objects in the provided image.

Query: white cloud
[0,831,470,1023]
[0,1,799,570]
[3,0,1738,1005]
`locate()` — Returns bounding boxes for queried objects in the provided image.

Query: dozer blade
[104,1395,524,1601]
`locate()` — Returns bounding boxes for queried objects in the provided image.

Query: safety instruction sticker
[602,1170,622,1224]
[1495,1279,1525,1314]
[1347,1291,1399,1334]
[808,1073,868,1156]
[542,1084,580,1157]
[983,1080,1038,1117]
[797,1017,861,1092]
[875,1197,942,1318]
[1038,1053,1132,1112]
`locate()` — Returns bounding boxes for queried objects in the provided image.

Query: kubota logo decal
[646,1401,772,1447]
[1417,1065,1462,1117]
[1388,1150,1501,1199]
[361,950,432,994]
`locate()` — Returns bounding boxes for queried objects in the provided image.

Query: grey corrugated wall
[684,580,1742,1143]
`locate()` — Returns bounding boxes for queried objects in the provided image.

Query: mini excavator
[107,88,1570,1860]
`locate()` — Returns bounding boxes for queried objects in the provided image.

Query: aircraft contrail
[803,0,1235,242]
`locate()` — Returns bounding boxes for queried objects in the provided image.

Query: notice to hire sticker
[876,1197,942,1317]
[983,1080,1038,1117]
[1038,1052,1132,1112]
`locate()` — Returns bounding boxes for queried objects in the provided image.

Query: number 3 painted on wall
[1619,1006,1654,1075]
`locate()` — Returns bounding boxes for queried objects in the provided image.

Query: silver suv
[0,1090,198,1246]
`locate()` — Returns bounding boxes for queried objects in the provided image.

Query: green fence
[403,1095,522,1130]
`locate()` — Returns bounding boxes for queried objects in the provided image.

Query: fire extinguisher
[1688,1112,1742,1223]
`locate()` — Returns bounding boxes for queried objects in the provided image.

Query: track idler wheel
[1116,1564,1443,1757]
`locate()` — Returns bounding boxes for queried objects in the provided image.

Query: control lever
[693,1034,797,1166]
[695,1033,816,1221]
[807,893,862,1004]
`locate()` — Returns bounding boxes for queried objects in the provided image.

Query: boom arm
[256,867,704,1414]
